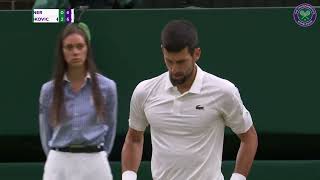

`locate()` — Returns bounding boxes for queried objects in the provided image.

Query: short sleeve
[128,82,149,131]
[221,85,253,134]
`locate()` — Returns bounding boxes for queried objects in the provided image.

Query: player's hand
[230,173,246,180]
[122,170,137,180]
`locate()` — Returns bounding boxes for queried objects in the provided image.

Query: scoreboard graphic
[33,9,74,23]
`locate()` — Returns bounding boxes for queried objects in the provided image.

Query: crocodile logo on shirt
[195,105,204,110]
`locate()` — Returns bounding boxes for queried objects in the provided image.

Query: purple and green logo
[293,3,317,27]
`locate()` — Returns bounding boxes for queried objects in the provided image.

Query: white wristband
[122,170,137,180]
[230,173,246,180]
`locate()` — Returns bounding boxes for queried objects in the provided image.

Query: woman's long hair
[50,23,105,126]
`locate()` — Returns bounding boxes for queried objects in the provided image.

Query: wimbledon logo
[293,3,317,27]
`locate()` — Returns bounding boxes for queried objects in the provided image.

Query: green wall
[0,7,320,180]
[1,161,320,180]
[0,8,319,136]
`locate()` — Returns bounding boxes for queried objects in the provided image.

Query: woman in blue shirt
[39,23,117,180]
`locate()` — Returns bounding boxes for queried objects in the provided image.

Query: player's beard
[169,64,195,86]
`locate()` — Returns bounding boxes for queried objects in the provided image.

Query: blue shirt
[39,73,117,156]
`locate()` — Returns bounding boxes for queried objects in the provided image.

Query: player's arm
[221,84,258,180]
[121,127,144,180]
[231,125,258,180]
[122,81,149,180]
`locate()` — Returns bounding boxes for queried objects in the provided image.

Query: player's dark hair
[50,23,105,126]
[161,20,199,55]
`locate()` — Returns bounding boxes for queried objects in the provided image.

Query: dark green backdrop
[0,8,319,136]
[1,161,320,180]
[1,8,320,179]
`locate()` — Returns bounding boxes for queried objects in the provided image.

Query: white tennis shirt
[129,65,253,180]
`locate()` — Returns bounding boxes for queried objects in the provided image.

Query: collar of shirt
[164,64,204,94]
[63,72,91,82]
[63,72,92,90]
